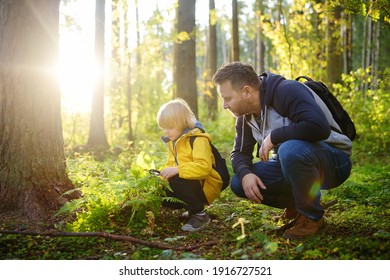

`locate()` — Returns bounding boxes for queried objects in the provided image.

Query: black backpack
[296,76,356,141]
[189,136,230,190]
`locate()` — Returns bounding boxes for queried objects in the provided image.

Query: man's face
[217,80,250,118]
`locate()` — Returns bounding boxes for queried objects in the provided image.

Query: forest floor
[0,147,389,260]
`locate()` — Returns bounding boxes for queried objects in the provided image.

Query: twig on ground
[0,229,218,251]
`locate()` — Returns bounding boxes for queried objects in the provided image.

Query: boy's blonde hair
[157,98,196,132]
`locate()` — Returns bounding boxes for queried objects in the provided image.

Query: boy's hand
[160,167,179,179]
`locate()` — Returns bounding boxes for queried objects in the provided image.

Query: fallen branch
[0,229,218,251]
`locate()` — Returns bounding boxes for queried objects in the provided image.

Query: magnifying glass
[149,169,160,176]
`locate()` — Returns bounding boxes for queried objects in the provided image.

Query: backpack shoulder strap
[295,76,313,82]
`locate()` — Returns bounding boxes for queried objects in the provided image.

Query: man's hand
[260,134,274,162]
[160,167,179,179]
[242,173,267,203]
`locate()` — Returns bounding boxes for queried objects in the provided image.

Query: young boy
[157,98,223,232]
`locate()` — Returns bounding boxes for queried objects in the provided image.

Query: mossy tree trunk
[0,0,80,224]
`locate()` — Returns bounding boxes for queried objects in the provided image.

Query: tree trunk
[125,0,133,142]
[206,0,218,120]
[372,20,380,89]
[326,4,342,84]
[174,0,197,116]
[87,0,109,148]
[344,12,353,74]
[231,0,239,61]
[255,0,265,73]
[0,0,79,224]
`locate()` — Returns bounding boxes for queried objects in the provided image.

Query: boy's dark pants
[163,175,208,215]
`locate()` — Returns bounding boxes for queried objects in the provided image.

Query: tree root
[0,229,218,251]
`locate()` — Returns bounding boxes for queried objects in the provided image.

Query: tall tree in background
[0,0,79,224]
[206,0,218,120]
[174,0,197,116]
[87,0,109,148]
[125,1,133,142]
[343,12,353,74]
[326,4,343,84]
[255,0,265,73]
[110,0,133,143]
[231,0,239,61]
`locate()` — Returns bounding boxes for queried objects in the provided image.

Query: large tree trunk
[174,0,197,116]
[87,0,109,148]
[0,0,79,225]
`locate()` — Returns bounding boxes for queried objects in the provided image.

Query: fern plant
[58,151,180,233]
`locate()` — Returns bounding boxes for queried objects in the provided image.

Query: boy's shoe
[181,212,210,232]
[283,214,326,240]
[181,211,190,219]
[272,208,298,222]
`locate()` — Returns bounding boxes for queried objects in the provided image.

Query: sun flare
[59,0,96,114]
[59,38,96,113]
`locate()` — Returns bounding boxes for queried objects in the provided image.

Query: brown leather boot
[283,214,325,240]
[272,208,298,222]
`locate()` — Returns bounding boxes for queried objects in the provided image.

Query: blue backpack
[189,136,230,190]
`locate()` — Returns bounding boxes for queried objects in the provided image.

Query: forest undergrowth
[0,139,389,260]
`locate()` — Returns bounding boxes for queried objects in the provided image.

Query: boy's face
[163,127,182,141]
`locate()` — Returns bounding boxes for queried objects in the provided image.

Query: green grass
[0,141,389,260]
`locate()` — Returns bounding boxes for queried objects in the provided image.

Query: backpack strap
[295,76,313,82]
[189,136,216,168]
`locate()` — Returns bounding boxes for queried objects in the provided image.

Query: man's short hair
[212,62,260,91]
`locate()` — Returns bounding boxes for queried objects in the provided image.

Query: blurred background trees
[59,0,389,153]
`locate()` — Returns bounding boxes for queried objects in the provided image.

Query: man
[212,62,352,239]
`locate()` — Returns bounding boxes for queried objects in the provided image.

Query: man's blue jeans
[230,140,352,220]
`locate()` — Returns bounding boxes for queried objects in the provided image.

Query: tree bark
[87,0,109,148]
[231,0,239,61]
[255,0,265,74]
[326,4,342,84]
[0,0,80,224]
[174,0,197,116]
[343,12,353,74]
[206,0,218,120]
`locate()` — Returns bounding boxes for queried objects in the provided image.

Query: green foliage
[61,112,89,147]
[332,0,390,23]
[261,0,328,79]
[2,139,389,259]
[57,151,172,232]
[332,67,390,154]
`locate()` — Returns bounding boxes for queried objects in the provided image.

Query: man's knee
[230,175,246,198]
[278,140,311,163]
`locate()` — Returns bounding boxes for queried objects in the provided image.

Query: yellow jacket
[163,127,223,204]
